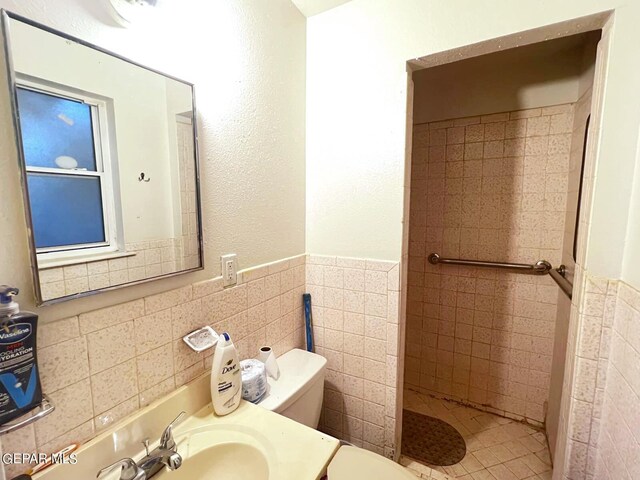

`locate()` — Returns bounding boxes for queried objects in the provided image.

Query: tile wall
[39,238,199,302]
[594,281,640,479]
[556,275,640,480]
[176,118,201,272]
[558,277,640,480]
[0,254,306,478]
[555,270,640,480]
[405,106,574,424]
[306,255,401,459]
[556,273,615,480]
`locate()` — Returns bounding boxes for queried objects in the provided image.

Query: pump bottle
[0,286,43,425]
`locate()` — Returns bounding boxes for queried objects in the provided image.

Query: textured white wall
[0,0,306,318]
[306,0,640,289]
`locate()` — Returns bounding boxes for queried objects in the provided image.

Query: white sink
[156,424,277,480]
[159,443,268,480]
[33,373,338,480]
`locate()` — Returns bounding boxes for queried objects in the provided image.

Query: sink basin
[33,375,339,480]
[155,423,277,480]
[157,443,269,480]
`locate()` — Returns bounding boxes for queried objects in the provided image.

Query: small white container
[257,346,280,380]
[210,332,242,416]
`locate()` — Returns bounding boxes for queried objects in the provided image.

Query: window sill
[38,251,136,270]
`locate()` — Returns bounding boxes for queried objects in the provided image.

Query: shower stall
[400,30,601,478]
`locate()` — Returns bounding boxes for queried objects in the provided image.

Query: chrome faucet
[97,412,186,480]
[97,458,145,480]
[137,411,185,477]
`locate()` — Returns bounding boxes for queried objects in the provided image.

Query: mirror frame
[0,9,205,306]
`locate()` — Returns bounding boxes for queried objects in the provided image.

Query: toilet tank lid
[258,349,327,413]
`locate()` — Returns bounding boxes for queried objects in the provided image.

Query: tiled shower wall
[405,105,575,423]
[306,255,401,459]
[0,255,306,479]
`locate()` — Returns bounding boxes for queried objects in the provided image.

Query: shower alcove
[400,28,604,479]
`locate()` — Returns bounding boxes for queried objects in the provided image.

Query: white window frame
[17,78,122,264]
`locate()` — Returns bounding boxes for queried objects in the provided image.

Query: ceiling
[291,0,352,17]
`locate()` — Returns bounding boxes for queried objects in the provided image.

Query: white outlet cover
[221,254,238,287]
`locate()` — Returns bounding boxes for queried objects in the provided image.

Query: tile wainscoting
[306,255,401,459]
[9,250,636,480]
[594,281,640,479]
[0,254,307,478]
[556,273,640,480]
[39,237,199,301]
[0,253,404,477]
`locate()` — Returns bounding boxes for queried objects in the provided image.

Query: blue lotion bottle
[0,286,43,425]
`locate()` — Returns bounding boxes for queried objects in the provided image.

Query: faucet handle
[97,458,144,480]
[166,452,183,471]
[159,411,186,450]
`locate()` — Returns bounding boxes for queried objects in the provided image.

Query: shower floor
[400,390,553,480]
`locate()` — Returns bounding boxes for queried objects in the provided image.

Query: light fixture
[57,113,74,126]
[106,0,160,27]
[54,156,79,169]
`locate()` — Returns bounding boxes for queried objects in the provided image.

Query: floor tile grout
[400,390,553,480]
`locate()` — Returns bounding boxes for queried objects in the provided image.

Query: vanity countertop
[33,373,339,480]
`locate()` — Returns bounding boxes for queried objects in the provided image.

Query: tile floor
[400,390,553,480]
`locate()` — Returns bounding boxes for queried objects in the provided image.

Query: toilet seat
[327,446,416,480]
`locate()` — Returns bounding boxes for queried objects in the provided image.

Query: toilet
[256,348,415,480]
[257,347,326,427]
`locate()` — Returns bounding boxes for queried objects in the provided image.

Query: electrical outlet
[221,254,237,287]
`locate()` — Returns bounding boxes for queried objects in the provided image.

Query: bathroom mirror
[1,11,203,305]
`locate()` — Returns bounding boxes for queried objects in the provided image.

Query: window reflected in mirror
[2,11,203,304]
[17,86,112,252]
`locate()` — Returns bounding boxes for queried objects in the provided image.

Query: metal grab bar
[428,253,574,299]
[549,265,573,300]
[428,253,552,275]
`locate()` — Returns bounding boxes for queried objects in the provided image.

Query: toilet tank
[257,349,326,428]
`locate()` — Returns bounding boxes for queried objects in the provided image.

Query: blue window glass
[27,174,105,249]
[16,87,97,171]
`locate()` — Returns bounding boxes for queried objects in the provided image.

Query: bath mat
[402,409,466,466]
